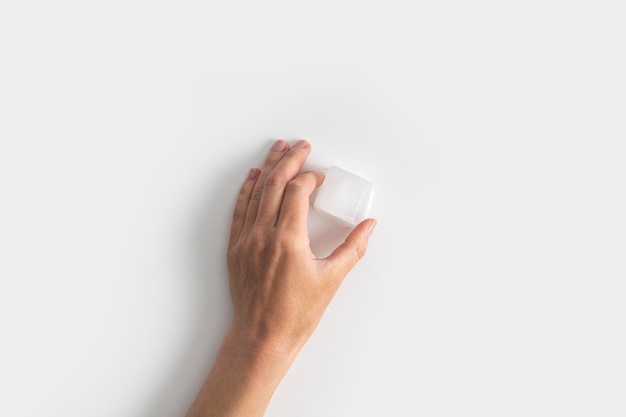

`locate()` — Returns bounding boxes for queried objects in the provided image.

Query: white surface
[313,166,374,227]
[1,1,625,416]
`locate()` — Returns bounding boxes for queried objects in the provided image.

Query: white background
[1,1,625,416]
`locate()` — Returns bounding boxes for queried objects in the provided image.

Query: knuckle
[247,231,266,252]
[250,187,263,201]
[275,233,297,251]
[264,173,284,188]
[232,207,245,222]
[354,242,367,260]
[285,177,307,193]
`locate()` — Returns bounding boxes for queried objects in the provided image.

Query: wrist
[186,328,299,417]
[222,326,302,367]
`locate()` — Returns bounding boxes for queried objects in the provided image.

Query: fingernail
[367,220,377,237]
[247,168,259,180]
[294,140,309,149]
[272,140,288,152]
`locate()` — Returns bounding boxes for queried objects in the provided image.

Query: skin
[186,139,377,417]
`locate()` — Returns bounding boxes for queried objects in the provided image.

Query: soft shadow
[139,162,254,417]
[140,141,351,416]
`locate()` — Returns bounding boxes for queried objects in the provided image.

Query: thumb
[323,218,377,280]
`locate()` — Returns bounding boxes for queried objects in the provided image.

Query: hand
[186,139,376,417]
[226,139,377,357]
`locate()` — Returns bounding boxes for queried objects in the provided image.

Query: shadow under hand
[140,165,244,417]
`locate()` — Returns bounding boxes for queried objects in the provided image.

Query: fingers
[228,168,260,248]
[323,218,377,283]
[277,171,325,233]
[242,139,290,234]
[255,140,312,228]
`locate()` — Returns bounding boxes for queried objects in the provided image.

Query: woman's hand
[226,139,376,357]
[187,139,376,417]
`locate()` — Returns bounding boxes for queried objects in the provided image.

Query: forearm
[186,329,298,417]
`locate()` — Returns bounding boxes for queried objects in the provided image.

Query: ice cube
[313,166,374,227]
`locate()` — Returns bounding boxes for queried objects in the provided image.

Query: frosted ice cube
[313,166,374,227]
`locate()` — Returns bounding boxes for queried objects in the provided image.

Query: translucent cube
[313,166,374,227]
